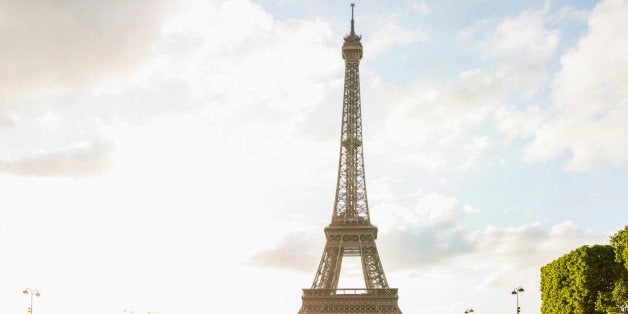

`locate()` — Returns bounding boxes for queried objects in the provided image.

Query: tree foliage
[611,226,628,270]
[541,245,618,314]
[541,226,628,314]
[606,226,628,313]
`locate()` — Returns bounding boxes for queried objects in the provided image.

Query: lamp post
[22,288,41,314]
[464,308,475,313]
[511,286,524,313]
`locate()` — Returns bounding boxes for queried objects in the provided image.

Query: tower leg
[361,243,389,289]
[312,242,343,289]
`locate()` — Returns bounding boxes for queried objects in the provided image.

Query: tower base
[299,289,402,314]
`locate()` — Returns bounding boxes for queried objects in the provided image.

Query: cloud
[459,6,560,95]
[548,4,589,23]
[248,230,321,272]
[409,1,430,16]
[0,0,175,94]
[382,218,606,274]
[365,66,514,172]
[381,224,473,270]
[372,188,480,270]
[0,140,111,177]
[369,184,480,228]
[381,219,606,314]
[470,221,607,290]
[364,15,427,59]
[250,187,482,272]
[0,0,340,177]
[0,104,116,177]
[502,205,521,214]
[0,106,16,129]
[459,135,491,170]
[523,0,628,171]
[494,105,546,141]
[250,180,606,277]
[370,186,603,276]
[468,221,602,270]
[410,189,481,226]
[481,9,560,62]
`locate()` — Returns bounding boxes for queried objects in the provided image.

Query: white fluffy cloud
[364,66,514,173]
[409,1,430,16]
[481,9,560,62]
[248,230,322,272]
[494,105,546,141]
[372,183,606,274]
[361,7,569,173]
[0,3,343,308]
[0,0,175,94]
[374,188,480,229]
[250,186,481,272]
[459,5,560,96]
[0,0,340,177]
[468,221,606,274]
[0,140,110,177]
[364,15,427,58]
[523,0,628,171]
[251,178,606,280]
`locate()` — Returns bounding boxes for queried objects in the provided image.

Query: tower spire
[350,3,355,35]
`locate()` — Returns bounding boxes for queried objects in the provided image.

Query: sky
[0,0,627,313]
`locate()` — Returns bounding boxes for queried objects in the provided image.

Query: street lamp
[22,288,41,314]
[465,308,475,313]
[511,286,524,313]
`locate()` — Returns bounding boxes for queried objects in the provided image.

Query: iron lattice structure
[299,5,402,314]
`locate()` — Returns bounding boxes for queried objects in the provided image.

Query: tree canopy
[611,226,628,270]
[541,245,617,313]
[541,226,628,314]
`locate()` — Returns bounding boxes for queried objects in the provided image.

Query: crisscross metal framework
[299,5,401,314]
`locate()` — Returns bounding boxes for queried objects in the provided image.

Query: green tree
[601,226,628,313]
[541,245,618,314]
[611,226,628,270]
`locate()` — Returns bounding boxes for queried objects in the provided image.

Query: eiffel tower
[298,4,402,314]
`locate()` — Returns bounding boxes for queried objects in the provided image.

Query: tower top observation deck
[342,3,363,61]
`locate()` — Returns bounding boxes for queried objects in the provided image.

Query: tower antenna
[350,3,355,34]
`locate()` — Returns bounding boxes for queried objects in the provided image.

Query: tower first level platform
[299,288,401,314]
